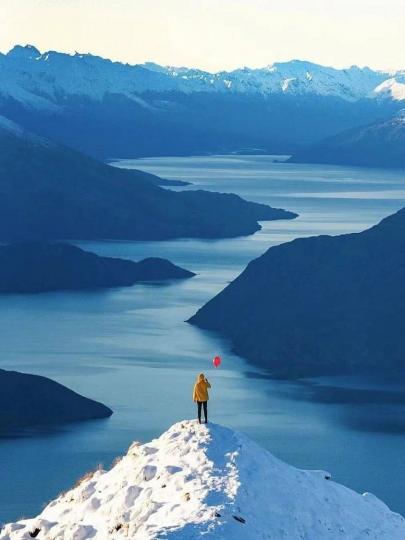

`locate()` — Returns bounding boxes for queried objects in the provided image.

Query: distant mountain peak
[272,59,322,69]
[375,77,405,101]
[7,44,40,59]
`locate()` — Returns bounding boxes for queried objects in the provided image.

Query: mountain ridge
[189,207,405,377]
[2,44,405,103]
[0,116,296,241]
[289,108,405,168]
[1,421,404,539]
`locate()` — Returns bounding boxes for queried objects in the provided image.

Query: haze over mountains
[0,45,403,160]
[290,109,405,168]
[190,207,405,377]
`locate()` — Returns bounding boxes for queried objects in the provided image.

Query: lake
[1,156,405,523]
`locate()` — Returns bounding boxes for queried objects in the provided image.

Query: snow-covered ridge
[160,60,404,101]
[1,420,404,539]
[375,76,405,101]
[0,45,404,111]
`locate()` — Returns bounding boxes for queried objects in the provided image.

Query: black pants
[197,401,208,423]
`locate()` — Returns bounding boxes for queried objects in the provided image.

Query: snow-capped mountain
[1,45,404,108]
[158,61,405,102]
[0,45,181,110]
[0,45,402,158]
[1,421,404,539]
[375,77,405,101]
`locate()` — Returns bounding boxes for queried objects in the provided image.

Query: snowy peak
[1,421,404,539]
[374,75,405,101]
[7,44,40,60]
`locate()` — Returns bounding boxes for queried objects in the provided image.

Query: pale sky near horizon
[0,0,403,72]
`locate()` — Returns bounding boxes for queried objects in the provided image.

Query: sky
[0,0,404,72]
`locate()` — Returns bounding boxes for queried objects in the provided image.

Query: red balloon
[213,356,221,368]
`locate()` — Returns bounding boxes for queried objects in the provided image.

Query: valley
[1,155,405,523]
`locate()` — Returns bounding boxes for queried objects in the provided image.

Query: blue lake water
[1,156,405,523]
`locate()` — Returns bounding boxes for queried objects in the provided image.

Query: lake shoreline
[2,155,405,522]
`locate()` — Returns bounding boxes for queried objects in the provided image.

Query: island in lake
[0,242,195,294]
[0,368,112,430]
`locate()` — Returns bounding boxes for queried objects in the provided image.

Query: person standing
[193,373,211,424]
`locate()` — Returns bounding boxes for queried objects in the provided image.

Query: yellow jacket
[193,376,211,402]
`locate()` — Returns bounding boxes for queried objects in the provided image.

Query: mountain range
[1,421,404,539]
[3,45,405,104]
[189,207,405,377]
[0,45,403,159]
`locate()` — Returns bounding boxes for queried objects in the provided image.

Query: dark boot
[197,401,202,424]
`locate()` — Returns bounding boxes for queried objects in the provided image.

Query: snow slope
[1,421,404,539]
[1,45,404,110]
[374,76,405,101]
